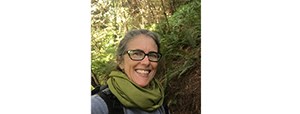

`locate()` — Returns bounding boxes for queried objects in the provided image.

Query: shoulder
[91,94,109,114]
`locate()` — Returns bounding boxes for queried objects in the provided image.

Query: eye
[129,50,144,58]
[148,52,159,58]
[132,51,143,56]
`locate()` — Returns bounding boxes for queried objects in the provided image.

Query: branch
[91,70,99,86]
[160,0,170,30]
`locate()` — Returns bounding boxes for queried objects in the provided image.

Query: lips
[135,69,150,74]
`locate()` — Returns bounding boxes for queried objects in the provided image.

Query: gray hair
[116,29,161,71]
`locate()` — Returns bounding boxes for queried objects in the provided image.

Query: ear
[117,55,124,70]
[119,63,124,70]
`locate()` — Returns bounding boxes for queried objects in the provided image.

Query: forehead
[126,35,158,51]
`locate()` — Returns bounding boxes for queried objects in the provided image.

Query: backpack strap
[97,85,124,114]
[93,85,168,114]
[163,103,170,114]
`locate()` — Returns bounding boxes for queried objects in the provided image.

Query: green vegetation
[91,0,200,113]
[156,0,200,86]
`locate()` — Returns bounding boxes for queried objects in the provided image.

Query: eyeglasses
[125,49,162,62]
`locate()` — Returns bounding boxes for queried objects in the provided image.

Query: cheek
[150,63,159,73]
[150,63,159,78]
[123,58,137,71]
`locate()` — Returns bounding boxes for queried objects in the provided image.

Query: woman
[91,29,168,114]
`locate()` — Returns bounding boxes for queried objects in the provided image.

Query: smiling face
[119,35,159,87]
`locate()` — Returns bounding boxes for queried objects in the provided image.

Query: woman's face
[119,35,159,87]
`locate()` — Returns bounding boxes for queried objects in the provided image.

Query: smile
[136,69,150,74]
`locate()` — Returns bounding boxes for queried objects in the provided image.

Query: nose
[140,55,150,65]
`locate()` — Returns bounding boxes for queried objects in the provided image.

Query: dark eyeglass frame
[125,49,162,62]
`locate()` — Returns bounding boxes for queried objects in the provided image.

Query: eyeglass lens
[127,50,161,62]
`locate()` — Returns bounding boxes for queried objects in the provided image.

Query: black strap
[94,85,168,114]
[163,103,170,114]
[97,86,124,114]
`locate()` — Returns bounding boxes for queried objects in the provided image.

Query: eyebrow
[129,49,158,53]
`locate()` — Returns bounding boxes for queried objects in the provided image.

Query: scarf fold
[107,71,164,112]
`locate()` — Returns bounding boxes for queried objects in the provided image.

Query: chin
[136,82,149,87]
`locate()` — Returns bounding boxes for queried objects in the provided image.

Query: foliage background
[91,0,200,113]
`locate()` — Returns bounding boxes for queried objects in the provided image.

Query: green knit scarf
[107,71,164,112]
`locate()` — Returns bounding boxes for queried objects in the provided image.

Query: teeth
[136,70,149,74]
